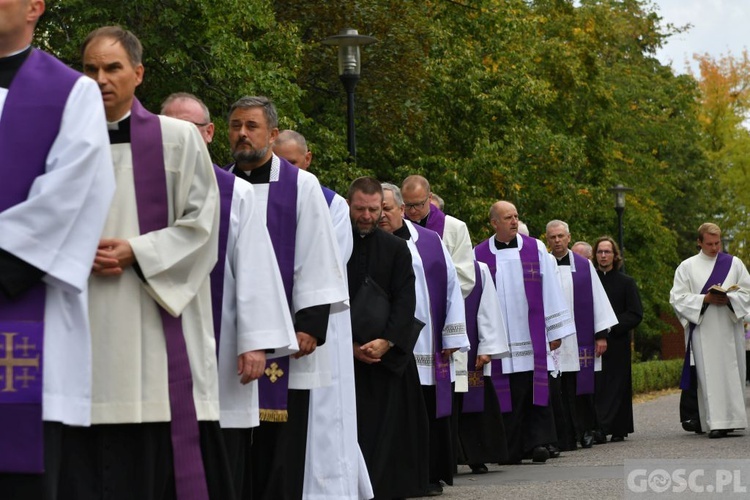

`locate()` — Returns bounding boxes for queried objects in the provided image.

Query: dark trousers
[57,421,234,500]
[502,371,557,462]
[249,389,310,500]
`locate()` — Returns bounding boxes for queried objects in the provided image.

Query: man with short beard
[226,96,348,500]
[346,177,429,499]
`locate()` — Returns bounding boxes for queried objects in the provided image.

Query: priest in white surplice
[227,96,349,500]
[162,93,300,499]
[274,130,373,500]
[546,220,617,451]
[380,183,469,495]
[61,27,235,500]
[0,3,115,496]
[670,222,750,438]
[474,201,575,464]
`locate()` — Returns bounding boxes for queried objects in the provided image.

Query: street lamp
[322,28,377,163]
[608,184,633,269]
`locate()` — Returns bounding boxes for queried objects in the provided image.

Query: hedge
[631,359,684,395]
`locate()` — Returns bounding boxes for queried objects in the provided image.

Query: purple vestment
[0,48,78,473]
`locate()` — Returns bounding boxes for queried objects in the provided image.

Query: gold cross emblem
[468,370,484,388]
[0,332,40,392]
[579,347,595,368]
[265,362,284,383]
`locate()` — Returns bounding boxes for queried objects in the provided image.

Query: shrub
[631,359,683,395]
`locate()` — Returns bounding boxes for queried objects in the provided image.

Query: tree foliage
[692,50,750,262]
[36,0,722,359]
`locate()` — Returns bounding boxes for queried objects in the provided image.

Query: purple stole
[130,98,209,500]
[424,203,447,238]
[571,253,596,395]
[321,185,336,207]
[462,261,485,413]
[209,167,235,355]
[679,252,733,390]
[413,224,452,418]
[0,49,78,473]
[258,158,299,422]
[517,234,550,407]
[474,239,512,413]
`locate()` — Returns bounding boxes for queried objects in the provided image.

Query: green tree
[693,50,750,262]
[38,0,304,163]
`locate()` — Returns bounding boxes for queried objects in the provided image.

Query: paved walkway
[423,385,750,499]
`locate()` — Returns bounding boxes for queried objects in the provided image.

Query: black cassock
[348,228,430,499]
[595,269,643,438]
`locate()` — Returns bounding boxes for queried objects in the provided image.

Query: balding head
[490,201,519,241]
[161,93,214,144]
[273,130,312,170]
[0,0,45,57]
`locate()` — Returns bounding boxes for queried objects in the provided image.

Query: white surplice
[303,192,374,500]
[670,251,750,431]
[230,154,349,389]
[217,177,298,429]
[441,214,476,298]
[554,250,618,373]
[480,235,575,374]
[0,75,115,426]
[454,262,511,391]
[405,221,469,385]
[88,115,220,423]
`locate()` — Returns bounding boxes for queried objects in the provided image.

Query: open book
[708,284,741,296]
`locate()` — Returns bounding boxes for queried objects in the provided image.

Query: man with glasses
[401,175,475,298]
[592,236,642,444]
[161,92,215,145]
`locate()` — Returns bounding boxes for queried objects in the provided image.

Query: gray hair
[381,182,404,206]
[545,219,570,234]
[228,96,278,129]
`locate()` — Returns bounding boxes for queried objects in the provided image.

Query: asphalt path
[420,385,750,499]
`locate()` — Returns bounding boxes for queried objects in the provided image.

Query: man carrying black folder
[346,177,430,499]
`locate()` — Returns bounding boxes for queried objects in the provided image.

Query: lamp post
[608,184,633,270]
[322,28,377,163]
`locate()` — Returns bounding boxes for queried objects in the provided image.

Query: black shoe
[709,429,729,439]
[424,482,443,496]
[546,444,561,458]
[593,430,607,444]
[682,419,702,433]
[470,463,488,474]
[610,435,625,442]
[531,446,550,463]
[581,431,594,449]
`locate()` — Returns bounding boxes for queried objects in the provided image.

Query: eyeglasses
[596,250,613,255]
[404,197,429,211]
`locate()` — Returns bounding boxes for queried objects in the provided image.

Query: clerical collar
[233,157,272,184]
[494,237,518,250]
[0,46,31,89]
[555,252,571,266]
[416,213,429,227]
[108,115,132,144]
[393,224,411,240]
